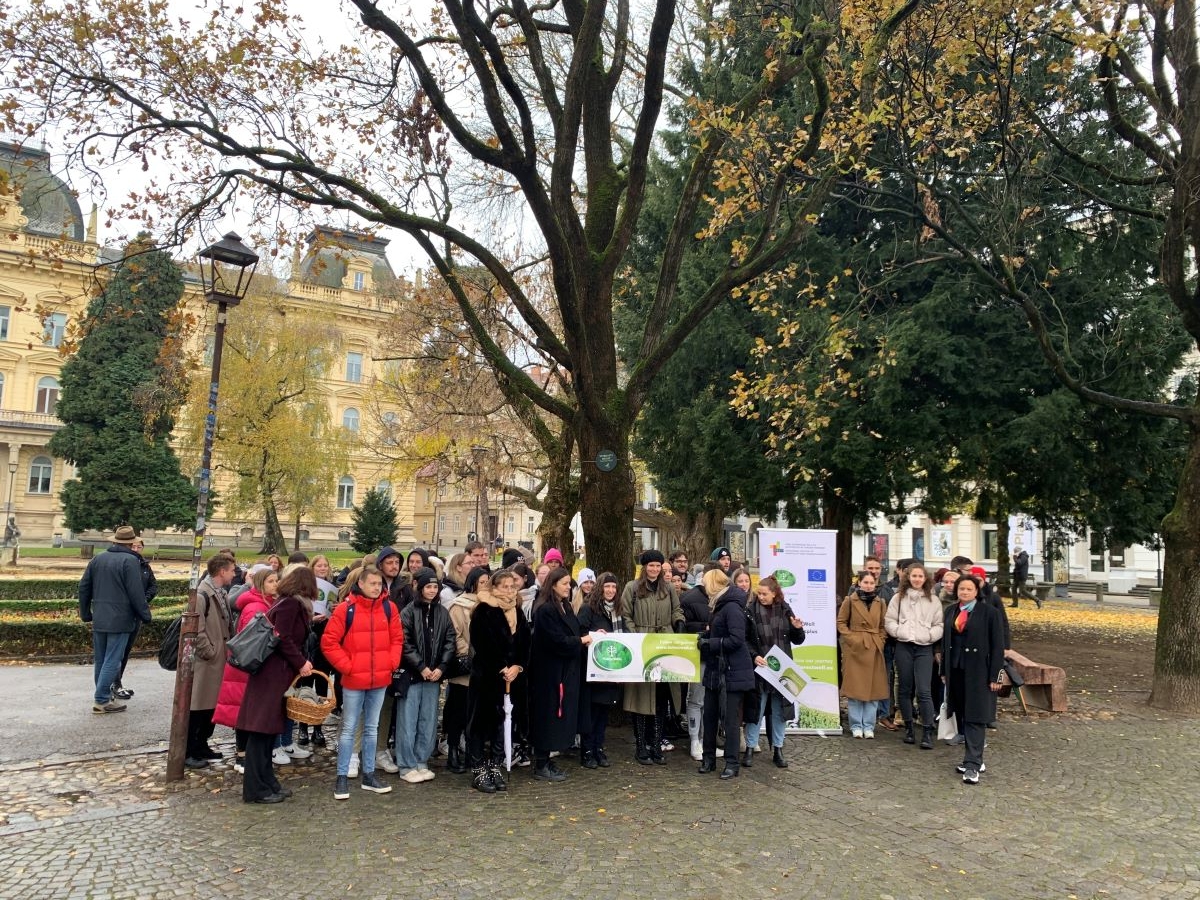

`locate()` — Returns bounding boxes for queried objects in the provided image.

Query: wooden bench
[1005,649,1068,712]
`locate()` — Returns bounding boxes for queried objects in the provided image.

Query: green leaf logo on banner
[594,640,633,671]
[774,569,797,587]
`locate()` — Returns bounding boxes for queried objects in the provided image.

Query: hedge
[0,577,191,601]
[0,603,186,657]
[0,595,185,616]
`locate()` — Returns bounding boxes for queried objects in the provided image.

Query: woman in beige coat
[884,563,944,748]
[837,570,888,739]
[620,550,683,764]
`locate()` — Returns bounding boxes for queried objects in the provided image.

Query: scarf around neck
[479,589,518,632]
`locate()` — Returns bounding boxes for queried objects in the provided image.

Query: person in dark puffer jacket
[321,565,404,800]
[696,568,754,780]
[396,568,457,783]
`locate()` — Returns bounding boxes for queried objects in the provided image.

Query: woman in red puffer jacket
[321,565,404,796]
[212,566,277,772]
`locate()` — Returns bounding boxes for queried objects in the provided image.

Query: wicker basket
[285,671,336,725]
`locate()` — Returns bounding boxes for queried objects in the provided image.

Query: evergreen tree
[48,241,196,532]
[350,488,399,554]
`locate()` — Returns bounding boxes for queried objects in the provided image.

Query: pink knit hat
[543,548,564,566]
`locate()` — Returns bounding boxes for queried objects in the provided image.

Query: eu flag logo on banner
[807,569,826,583]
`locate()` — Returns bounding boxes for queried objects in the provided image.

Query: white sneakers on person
[690,739,703,761]
[283,743,312,760]
[417,767,435,782]
[375,751,400,774]
[272,747,291,765]
[348,753,360,778]
[401,769,425,784]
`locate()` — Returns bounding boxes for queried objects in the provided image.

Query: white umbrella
[503,680,514,772]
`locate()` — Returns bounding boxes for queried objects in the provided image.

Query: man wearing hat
[709,547,733,573]
[78,526,152,713]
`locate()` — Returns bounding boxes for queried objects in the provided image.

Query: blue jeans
[92,630,132,704]
[847,699,876,733]
[273,719,295,750]
[337,687,386,777]
[396,681,440,773]
[745,688,789,749]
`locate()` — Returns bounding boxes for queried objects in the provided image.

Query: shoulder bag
[225,612,280,674]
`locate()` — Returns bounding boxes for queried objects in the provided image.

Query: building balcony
[0,409,63,431]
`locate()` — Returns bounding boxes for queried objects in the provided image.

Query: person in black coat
[466,569,531,794]
[941,574,1005,784]
[576,573,624,769]
[527,566,593,783]
[396,568,458,780]
[696,570,754,779]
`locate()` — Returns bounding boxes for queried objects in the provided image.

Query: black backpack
[158,615,183,670]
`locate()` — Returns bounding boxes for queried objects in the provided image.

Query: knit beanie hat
[710,546,731,562]
[543,548,564,566]
[415,567,439,593]
[501,548,523,569]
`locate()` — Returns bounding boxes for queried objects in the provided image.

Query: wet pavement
[0,664,1195,900]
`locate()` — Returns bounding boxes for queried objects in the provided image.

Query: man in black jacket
[78,526,152,713]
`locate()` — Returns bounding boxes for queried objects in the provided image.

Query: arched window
[28,455,52,494]
[342,408,360,432]
[36,376,60,415]
[376,480,391,500]
[336,476,355,509]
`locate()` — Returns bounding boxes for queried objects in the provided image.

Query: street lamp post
[470,444,488,549]
[166,232,258,782]
[5,459,17,561]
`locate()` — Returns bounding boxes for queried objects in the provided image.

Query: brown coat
[190,576,230,711]
[621,577,683,715]
[837,591,888,701]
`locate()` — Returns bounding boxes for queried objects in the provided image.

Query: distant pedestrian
[111,536,158,701]
[78,526,151,714]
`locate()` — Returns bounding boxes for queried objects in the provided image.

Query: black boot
[920,726,934,750]
[449,745,468,774]
[311,725,326,748]
[720,764,739,780]
[595,748,610,768]
[581,749,599,770]
[772,747,788,768]
[534,756,567,782]
[697,755,716,774]
[471,766,497,794]
[903,722,916,744]
[649,715,666,764]
[741,748,753,767]
[297,723,310,747]
[634,716,652,765]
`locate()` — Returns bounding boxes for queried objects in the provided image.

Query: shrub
[0,604,186,657]
[0,577,191,601]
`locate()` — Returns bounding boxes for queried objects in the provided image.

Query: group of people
[838,554,1010,784]
[80,524,1012,804]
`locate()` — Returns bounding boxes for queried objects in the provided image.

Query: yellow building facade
[0,142,415,547]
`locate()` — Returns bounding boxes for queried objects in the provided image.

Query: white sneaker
[233,759,245,774]
[348,753,360,778]
[375,751,400,774]
[852,728,864,739]
[690,739,703,761]
[418,767,435,782]
[401,769,425,784]
[272,747,291,765]
[283,743,312,760]
[715,748,724,757]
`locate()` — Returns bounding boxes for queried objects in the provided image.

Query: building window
[422,521,429,535]
[43,312,67,348]
[381,410,397,445]
[28,455,52,494]
[0,306,9,340]
[336,476,355,509]
[353,271,365,291]
[507,515,515,535]
[424,488,431,504]
[342,408,360,431]
[527,515,535,535]
[438,514,446,534]
[0,372,5,407]
[982,526,999,560]
[345,351,363,383]
[376,480,391,499]
[36,376,60,415]
[452,513,461,532]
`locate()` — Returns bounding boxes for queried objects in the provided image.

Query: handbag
[225,612,280,674]
[392,667,412,699]
[447,654,473,679]
[936,699,958,741]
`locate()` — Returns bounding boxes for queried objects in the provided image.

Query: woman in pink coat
[212,567,276,772]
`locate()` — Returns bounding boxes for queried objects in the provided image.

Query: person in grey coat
[78,526,152,713]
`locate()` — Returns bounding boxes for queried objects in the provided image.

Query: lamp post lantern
[166,232,258,782]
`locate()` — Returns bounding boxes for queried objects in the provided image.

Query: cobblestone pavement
[1,688,1195,900]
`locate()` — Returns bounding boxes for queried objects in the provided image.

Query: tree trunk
[675,508,728,572]
[821,487,856,600]
[536,451,578,569]
[259,488,287,555]
[577,418,636,582]
[994,514,1011,597]
[1151,423,1200,712]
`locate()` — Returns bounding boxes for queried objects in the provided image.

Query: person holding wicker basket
[321,564,405,800]
[236,566,315,804]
